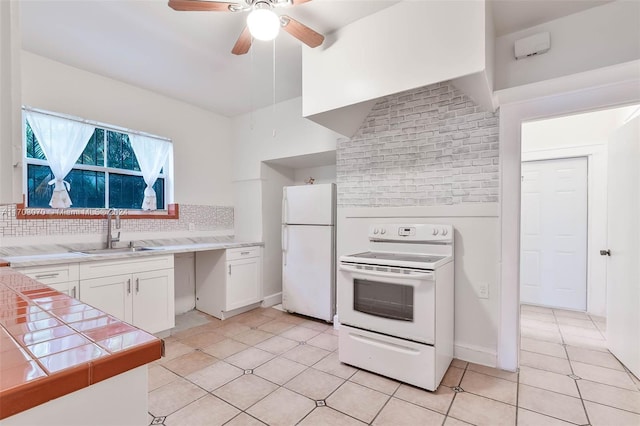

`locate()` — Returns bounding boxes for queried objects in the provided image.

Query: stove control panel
[370,224,453,242]
[398,227,415,237]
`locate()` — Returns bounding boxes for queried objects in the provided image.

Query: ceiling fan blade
[232,27,252,55]
[291,0,313,5]
[281,15,324,48]
[168,0,236,12]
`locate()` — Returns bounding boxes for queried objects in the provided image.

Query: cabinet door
[226,257,262,311]
[80,274,132,324]
[132,270,175,334]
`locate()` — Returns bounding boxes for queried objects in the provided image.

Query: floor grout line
[516,406,585,426]
[560,312,591,426]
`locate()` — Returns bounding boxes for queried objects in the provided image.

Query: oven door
[338,262,436,345]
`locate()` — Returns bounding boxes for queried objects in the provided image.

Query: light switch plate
[478,283,489,299]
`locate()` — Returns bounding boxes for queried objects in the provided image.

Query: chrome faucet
[106,209,121,249]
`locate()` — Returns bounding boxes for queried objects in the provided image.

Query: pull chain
[249,36,255,130]
[272,37,277,137]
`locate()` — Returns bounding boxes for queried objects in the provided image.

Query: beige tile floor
[146,305,640,425]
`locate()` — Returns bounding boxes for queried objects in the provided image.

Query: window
[23,112,172,211]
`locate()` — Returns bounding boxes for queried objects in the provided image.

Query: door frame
[497,79,640,371]
[521,151,605,315]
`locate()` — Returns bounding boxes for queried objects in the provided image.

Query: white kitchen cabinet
[15,264,80,299]
[79,255,175,334]
[132,269,175,334]
[195,247,262,320]
[80,273,132,324]
[227,256,262,311]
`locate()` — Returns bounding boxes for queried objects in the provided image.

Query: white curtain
[129,135,172,211]
[25,111,95,208]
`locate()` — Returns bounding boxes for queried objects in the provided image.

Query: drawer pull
[72,286,77,298]
[136,278,140,293]
[127,278,131,294]
[228,265,231,275]
[35,273,59,279]
[241,251,250,255]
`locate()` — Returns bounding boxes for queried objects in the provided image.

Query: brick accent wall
[337,82,499,207]
[0,204,233,237]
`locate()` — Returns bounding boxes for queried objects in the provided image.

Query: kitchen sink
[77,247,154,255]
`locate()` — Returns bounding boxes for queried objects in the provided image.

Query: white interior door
[520,157,588,310]
[606,117,639,378]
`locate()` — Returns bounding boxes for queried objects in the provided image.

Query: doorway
[518,105,638,316]
[496,80,640,373]
[520,157,588,311]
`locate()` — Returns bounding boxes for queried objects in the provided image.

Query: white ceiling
[20,0,613,118]
[490,0,614,36]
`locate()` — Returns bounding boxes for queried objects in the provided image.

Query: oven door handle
[339,264,435,280]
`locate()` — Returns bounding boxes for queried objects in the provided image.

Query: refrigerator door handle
[282,192,287,224]
[282,224,288,266]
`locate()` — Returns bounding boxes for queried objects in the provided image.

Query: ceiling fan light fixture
[247,8,280,41]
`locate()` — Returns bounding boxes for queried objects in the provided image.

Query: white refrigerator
[282,183,336,322]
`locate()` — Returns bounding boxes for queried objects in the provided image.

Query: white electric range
[337,223,454,391]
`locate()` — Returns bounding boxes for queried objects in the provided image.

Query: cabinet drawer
[226,247,260,261]
[80,254,174,279]
[17,264,79,285]
[48,281,79,299]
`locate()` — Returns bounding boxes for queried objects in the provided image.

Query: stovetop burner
[347,251,447,264]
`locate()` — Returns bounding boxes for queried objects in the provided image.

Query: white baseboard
[454,343,498,368]
[261,292,282,308]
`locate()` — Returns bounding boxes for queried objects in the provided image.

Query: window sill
[15,197,179,220]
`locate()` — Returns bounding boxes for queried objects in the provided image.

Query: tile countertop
[0,268,162,420]
[0,236,264,268]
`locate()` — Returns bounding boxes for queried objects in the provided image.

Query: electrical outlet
[478,283,489,299]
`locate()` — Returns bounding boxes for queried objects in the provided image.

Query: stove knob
[373,228,379,234]
[432,229,439,236]
[442,228,448,236]
[381,228,386,235]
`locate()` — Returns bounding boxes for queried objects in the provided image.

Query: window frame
[21,108,174,213]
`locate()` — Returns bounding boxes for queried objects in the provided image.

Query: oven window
[353,279,414,321]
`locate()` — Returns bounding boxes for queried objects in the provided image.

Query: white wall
[21,51,234,206]
[0,2,22,204]
[451,0,497,112]
[233,180,263,241]
[520,105,638,317]
[302,1,486,117]
[293,165,336,185]
[522,106,638,151]
[495,1,640,91]
[232,96,340,303]
[232,97,340,181]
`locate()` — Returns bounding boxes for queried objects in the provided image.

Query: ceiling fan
[168,0,325,55]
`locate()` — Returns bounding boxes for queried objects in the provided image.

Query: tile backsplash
[337,81,500,207]
[0,204,234,238]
